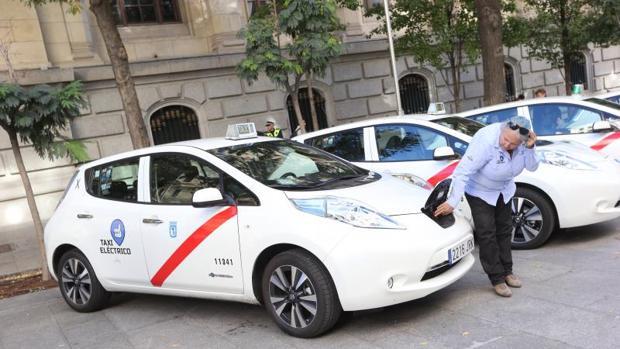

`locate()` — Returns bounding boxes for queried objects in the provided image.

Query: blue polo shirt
[446,123,540,208]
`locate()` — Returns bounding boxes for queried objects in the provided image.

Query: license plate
[448,237,474,265]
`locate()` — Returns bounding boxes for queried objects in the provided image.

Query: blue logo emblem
[110,219,125,246]
[169,221,177,238]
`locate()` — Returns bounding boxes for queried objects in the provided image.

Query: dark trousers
[465,193,513,285]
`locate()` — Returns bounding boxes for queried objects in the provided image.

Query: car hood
[284,174,430,215]
[537,140,609,163]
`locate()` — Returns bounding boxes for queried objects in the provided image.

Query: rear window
[432,117,484,137]
[85,158,140,202]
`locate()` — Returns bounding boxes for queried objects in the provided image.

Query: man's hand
[526,130,537,149]
[434,202,454,217]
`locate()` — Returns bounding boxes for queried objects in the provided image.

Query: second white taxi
[294,116,620,249]
[44,124,474,338]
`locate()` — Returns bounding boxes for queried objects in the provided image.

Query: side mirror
[592,120,614,132]
[433,146,458,161]
[192,188,227,207]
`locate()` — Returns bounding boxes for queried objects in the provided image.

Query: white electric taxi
[457,97,620,160]
[44,124,475,338]
[293,116,620,249]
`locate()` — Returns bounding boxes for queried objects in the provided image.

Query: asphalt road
[1,218,619,349]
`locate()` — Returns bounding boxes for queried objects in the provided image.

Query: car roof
[79,136,278,171]
[454,96,620,117]
[292,115,471,142]
[584,90,620,99]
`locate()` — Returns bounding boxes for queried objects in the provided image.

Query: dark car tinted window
[86,158,139,202]
[309,128,365,162]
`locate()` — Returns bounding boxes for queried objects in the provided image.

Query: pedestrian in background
[534,88,547,98]
[434,117,540,297]
[261,117,283,138]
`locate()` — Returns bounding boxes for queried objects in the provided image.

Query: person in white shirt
[434,117,539,297]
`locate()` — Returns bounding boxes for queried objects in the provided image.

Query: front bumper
[325,213,474,311]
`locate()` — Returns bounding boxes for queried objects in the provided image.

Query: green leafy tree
[366,0,480,112]
[19,0,150,149]
[238,0,354,132]
[508,0,620,94]
[0,81,88,280]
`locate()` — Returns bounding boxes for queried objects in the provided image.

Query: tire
[57,249,110,312]
[261,249,342,338]
[511,187,556,250]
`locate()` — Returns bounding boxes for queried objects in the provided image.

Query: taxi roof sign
[427,102,446,115]
[226,123,258,140]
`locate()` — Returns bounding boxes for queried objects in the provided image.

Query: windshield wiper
[311,174,366,188]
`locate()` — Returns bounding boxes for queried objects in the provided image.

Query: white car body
[293,116,620,248]
[45,136,474,337]
[585,90,620,105]
[455,97,620,160]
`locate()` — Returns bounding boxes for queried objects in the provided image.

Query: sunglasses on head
[508,121,530,137]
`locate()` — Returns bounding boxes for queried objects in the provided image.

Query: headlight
[391,173,433,190]
[290,196,405,229]
[537,150,597,170]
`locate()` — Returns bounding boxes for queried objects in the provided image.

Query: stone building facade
[0,0,619,236]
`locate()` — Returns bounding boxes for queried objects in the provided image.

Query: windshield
[432,117,484,137]
[209,140,377,190]
[585,98,620,114]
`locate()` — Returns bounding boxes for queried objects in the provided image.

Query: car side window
[309,128,365,161]
[375,124,448,161]
[609,96,620,104]
[448,136,468,156]
[86,158,140,202]
[529,104,603,135]
[150,153,259,206]
[467,107,518,125]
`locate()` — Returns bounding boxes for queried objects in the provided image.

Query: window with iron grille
[150,105,200,145]
[569,53,588,90]
[286,88,328,132]
[504,63,516,101]
[399,74,430,114]
[112,0,180,26]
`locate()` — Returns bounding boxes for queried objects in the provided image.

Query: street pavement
[1,218,619,349]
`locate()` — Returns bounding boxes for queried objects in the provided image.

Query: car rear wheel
[511,187,555,249]
[261,249,342,338]
[57,249,110,312]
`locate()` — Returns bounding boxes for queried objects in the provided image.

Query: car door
[79,157,151,286]
[140,151,243,294]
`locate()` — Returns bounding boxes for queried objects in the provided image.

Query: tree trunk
[475,0,506,106]
[563,55,573,95]
[291,92,306,134]
[89,0,150,149]
[8,129,50,281]
[449,58,462,112]
[307,74,320,131]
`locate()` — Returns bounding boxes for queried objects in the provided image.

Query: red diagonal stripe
[427,161,460,187]
[590,131,620,151]
[150,206,238,287]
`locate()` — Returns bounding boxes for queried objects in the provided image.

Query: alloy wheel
[61,258,92,305]
[268,265,318,329]
[511,196,543,244]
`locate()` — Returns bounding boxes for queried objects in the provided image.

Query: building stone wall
[0,0,619,235]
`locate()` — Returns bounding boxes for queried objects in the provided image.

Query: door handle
[142,218,164,224]
[77,214,93,219]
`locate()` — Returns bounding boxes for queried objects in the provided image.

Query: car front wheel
[57,249,110,312]
[511,187,556,249]
[261,249,342,338]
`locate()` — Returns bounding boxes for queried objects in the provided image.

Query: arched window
[286,88,328,132]
[399,74,430,114]
[569,52,588,90]
[150,105,200,145]
[504,63,516,101]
